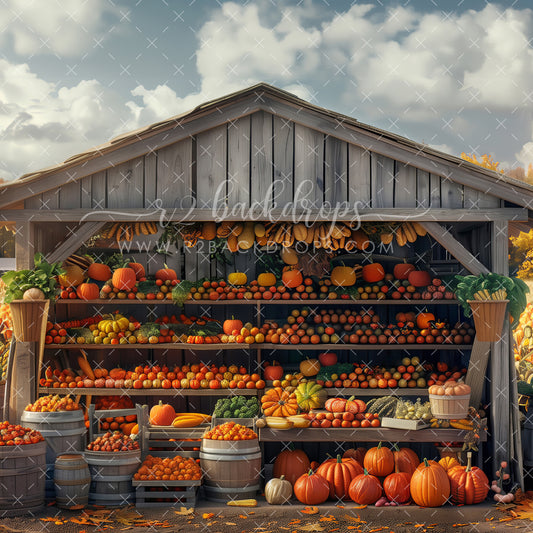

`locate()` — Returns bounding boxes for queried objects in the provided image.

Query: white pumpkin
[22,288,45,300]
[265,475,293,505]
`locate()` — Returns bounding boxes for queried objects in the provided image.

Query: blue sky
[1,0,533,181]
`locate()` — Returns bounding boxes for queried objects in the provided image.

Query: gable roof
[2,82,533,208]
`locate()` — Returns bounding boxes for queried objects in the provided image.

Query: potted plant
[1,253,64,342]
[454,273,528,341]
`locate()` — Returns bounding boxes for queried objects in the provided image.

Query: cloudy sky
[1,0,533,182]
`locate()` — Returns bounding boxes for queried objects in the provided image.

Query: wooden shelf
[44,342,472,351]
[55,298,460,306]
[258,427,487,443]
[325,387,428,397]
[38,387,259,396]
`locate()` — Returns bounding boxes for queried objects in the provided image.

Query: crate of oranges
[133,454,201,508]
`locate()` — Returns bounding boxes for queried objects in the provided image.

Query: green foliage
[171,280,194,307]
[213,396,260,418]
[454,273,529,328]
[138,322,161,338]
[1,253,64,303]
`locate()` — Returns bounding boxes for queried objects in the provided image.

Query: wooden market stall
[1,82,532,488]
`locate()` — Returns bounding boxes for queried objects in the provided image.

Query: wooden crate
[142,425,209,459]
[133,479,200,508]
[381,417,430,430]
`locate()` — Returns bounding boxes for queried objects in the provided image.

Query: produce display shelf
[43,342,472,351]
[258,427,487,443]
[38,387,259,396]
[265,387,429,397]
[55,298,460,306]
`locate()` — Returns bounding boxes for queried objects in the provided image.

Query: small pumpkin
[447,453,489,505]
[282,267,303,288]
[201,221,217,240]
[331,266,357,287]
[128,262,145,280]
[280,247,299,265]
[121,422,137,436]
[348,468,383,504]
[438,456,461,472]
[59,265,85,287]
[223,317,243,335]
[293,470,330,505]
[318,352,337,366]
[155,267,177,281]
[383,466,411,504]
[112,267,137,291]
[299,358,320,377]
[343,447,366,465]
[87,262,112,281]
[316,455,363,500]
[109,368,126,380]
[325,396,359,414]
[273,449,311,486]
[392,444,419,477]
[265,475,292,505]
[363,442,394,477]
[228,272,248,286]
[149,401,176,426]
[416,312,435,329]
[393,262,415,280]
[410,459,450,507]
[257,273,277,287]
[263,361,284,381]
[22,288,45,300]
[408,270,432,287]
[362,263,385,283]
[76,282,100,300]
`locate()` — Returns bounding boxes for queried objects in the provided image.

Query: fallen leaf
[298,524,324,532]
[301,507,319,515]
[343,515,366,524]
[239,514,248,519]
[203,513,215,520]
[226,523,237,526]
[350,505,367,510]
[175,507,194,515]
[318,515,336,522]
[0,525,24,533]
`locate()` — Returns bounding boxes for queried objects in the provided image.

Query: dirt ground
[0,497,531,533]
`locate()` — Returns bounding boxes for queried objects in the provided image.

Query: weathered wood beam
[464,339,491,408]
[0,100,262,209]
[3,208,527,223]
[46,221,106,264]
[262,96,533,210]
[15,222,35,269]
[419,222,490,275]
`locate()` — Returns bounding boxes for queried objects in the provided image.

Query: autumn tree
[461,152,503,173]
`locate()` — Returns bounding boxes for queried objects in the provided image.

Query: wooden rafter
[46,221,106,264]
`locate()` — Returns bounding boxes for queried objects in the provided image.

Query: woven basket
[429,394,470,420]
[9,300,50,342]
[467,299,508,342]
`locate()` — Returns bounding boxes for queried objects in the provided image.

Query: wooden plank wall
[23,112,502,214]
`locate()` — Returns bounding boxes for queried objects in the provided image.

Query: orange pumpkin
[155,268,177,281]
[257,273,277,287]
[316,455,363,500]
[438,456,460,472]
[343,447,366,465]
[293,470,330,505]
[363,442,394,477]
[393,262,415,280]
[408,270,432,287]
[273,449,311,486]
[87,262,112,281]
[109,368,126,380]
[76,282,100,300]
[331,266,357,287]
[149,401,176,426]
[416,312,435,329]
[392,444,419,476]
[122,422,137,435]
[383,468,411,504]
[59,265,85,287]
[223,317,243,335]
[348,469,383,504]
[112,267,137,291]
[447,454,489,505]
[362,263,385,283]
[410,459,450,507]
[282,267,303,288]
[263,361,284,381]
[128,262,145,280]
[130,424,139,435]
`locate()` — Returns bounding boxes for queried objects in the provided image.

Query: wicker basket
[9,300,50,342]
[429,394,470,419]
[467,299,508,342]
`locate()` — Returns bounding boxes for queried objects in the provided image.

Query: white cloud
[0,0,121,56]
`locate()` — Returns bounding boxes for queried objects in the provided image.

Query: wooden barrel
[0,441,46,516]
[21,410,86,499]
[200,438,261,503]
[54,454,90,510]
[84,449,141,506]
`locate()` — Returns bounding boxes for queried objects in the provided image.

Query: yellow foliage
[461,152,503,173]
[510,230,533,279]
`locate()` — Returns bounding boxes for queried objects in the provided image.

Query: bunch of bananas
[101,222,158,241]
[379,222,427,246]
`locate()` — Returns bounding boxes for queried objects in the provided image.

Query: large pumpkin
[59,265,85,287]
[112,267,137,291]
[282,267,303,288]
[393,262,415,280]
[408,270,432,287]
[293,470,330,505]
[416,312,435,330]
[149,401,176,426]
[128,262,145,280]
[257,273,277,287]
[76,282,100,300]
[261,387,299,417]
[363,442,394,477]
[392,445,420,476]
[343,447,366,465]
[447,454,489,505]
[383,469,411,504]
[273,449,311,486]
[223,317,243,335]
[362,263,385,283]
[348,469,383,504]
[299,358,320,377]
[87,262,112,281]
[228,272,247,286]
[318,352,337,366]
[263,361,284,381]
[316,455,363,500]
[410,459,450,507]
[155,267,177,281]
[331,266,357,287]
